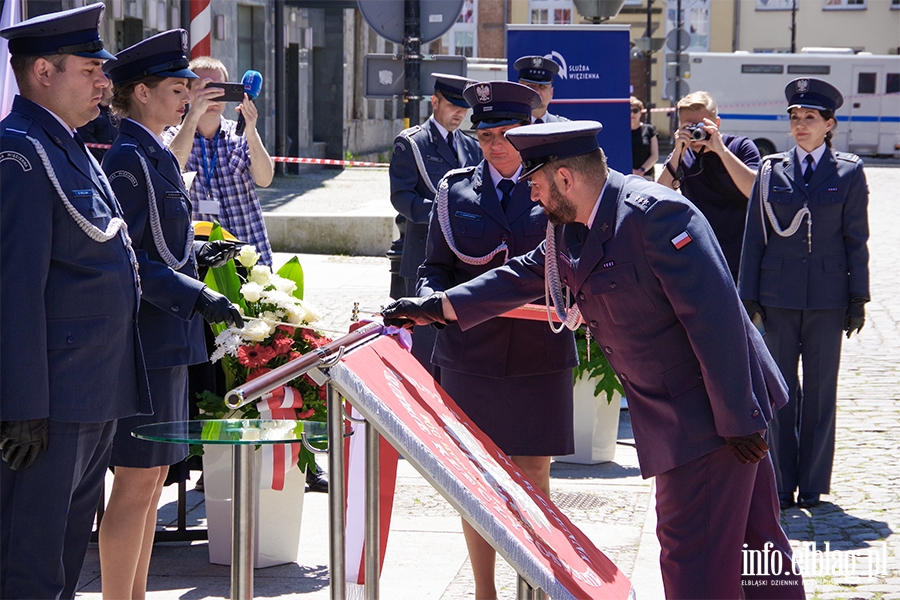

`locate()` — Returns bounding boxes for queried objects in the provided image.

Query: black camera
[685,123,710,141]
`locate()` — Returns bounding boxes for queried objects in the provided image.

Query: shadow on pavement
[257,171,343,211]
[782,502,893,552]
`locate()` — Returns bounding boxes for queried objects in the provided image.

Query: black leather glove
[196,240,242,269]
[741,299,765,321]
[195,287,244,328]
[724,432,769,464]
[382,293,447,330]
[844,299,866,338]
[0,419,49,470]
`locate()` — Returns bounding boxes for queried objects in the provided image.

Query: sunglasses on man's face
[631,108,641,114]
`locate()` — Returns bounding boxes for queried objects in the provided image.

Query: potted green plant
[555,328,625,465]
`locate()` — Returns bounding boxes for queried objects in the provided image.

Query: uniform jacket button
[610,282,617,289]
[66,335,75,344]
[752,409,759,418]
[620,373,628,382]
[578,292,586,300]
[604,346,612,354]
[171,305,180,313]
[590,320,598,328]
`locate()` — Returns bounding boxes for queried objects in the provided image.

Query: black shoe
[797,493,820,509]
[778,492,795,510]
[306,464,329,493]
[194,474,204,493]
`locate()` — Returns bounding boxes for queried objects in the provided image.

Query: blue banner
[507,25,633,174]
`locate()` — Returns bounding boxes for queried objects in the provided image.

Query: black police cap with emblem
[0,2,114,60]
[462,81,540,130]
[785,77,843,113]
[104,29,197,86]
[432,73,475,109]
[505,120,603,178]
[514,55,561,85]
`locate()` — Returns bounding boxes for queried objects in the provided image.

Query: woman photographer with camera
[658,91,761,281]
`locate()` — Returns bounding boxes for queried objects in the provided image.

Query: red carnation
[238,343,277,368]
[297,408,315,420]
[272,333,294,356]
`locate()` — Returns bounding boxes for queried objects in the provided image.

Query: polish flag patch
[671,231,693,250]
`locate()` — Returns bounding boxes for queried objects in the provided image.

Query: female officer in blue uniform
[99,30,242,599]
[417,80,577,599]
[739,78,870,510]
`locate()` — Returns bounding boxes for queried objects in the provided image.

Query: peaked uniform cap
[505,120,603,178]
[785,77,844,112]
[0,2,114,60]
[432,73,475,108]
[462,80,540,130]
[104,29,197,85]
[514,55,561,84]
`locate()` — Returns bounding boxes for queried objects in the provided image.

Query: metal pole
[790,0,797,53]
[516,575,535,599]
[364,420,381,599]
[231,444,256,600]
[328,383,346,600]
[645,0,654,120]
[403,0,421,128]
[274,0,286,176]
[674,0,683,104]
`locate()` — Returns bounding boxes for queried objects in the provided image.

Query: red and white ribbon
[256,385,304,491]
[189,0,210,59]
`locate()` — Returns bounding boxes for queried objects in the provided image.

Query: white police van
[683,51,900,157]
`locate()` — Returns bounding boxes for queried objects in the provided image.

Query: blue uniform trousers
[764,306,844,496]
[655,444,804,599]
[1,420,116,599]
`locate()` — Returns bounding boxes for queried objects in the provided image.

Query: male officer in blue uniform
[389,73,481,375]
[740,78,869,511]
[0,4,152,598]
[384,121,805,598]
[514,55,569,124]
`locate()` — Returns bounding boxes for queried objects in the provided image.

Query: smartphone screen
[206,82,245,102]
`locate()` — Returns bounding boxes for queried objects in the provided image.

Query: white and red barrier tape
[83,143,389,167]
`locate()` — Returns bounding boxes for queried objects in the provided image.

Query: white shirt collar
[586,180,608,229]
[126,118,166,148]
[487,161,523,195]
[795,143,827,170]
[431,117,450,140]
[42,106,76,136]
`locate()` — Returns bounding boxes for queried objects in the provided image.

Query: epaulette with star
[624,191,657,212]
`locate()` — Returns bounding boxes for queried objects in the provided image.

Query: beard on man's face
[544,177,579,225]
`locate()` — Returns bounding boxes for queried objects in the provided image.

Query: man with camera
[658,91,760,281]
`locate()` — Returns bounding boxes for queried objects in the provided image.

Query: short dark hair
[545,148,608,187]
[10,54,68,95]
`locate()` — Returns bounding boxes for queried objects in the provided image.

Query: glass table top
[132,419,328,445]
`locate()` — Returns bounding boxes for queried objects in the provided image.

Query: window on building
[454,31,474,58]
[857,72,877,94]
[823,0,866,9]
[893,0,900,9]
[787,65,831,75]
[530,1,575,24]
[887,73,900,94]
[755,0,794,10]
[531,8,549,23]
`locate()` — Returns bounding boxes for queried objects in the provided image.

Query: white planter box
[202,445,306,568]
[554,376,622,465]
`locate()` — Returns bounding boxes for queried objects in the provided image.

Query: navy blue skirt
[110,365,189,468]
[440,368,574,456]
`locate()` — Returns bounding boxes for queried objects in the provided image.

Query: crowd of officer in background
[0,2,868,599]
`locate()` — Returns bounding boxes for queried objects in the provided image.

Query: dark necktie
[803,154,815,185]
[534,117,544,124]
[497,179,515,213]
[446,131,456,155]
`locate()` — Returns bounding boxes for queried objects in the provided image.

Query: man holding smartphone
[164,56,275,267]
